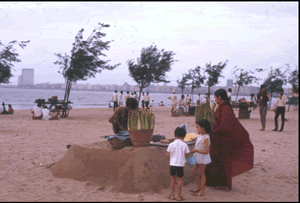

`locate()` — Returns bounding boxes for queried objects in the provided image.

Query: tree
[185,65,206,103]
[203,60,227,102]
[0,40,30,84]
[176,74,189,95]
[287,64,299,111]
[232,66,261,103]
[263,66,289,107]
[127,44,176,101]
[54,23,120,103]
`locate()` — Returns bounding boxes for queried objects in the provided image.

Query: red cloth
[205,102,254,189]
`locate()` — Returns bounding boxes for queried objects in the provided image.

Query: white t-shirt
[167,139,190,167]
[112,93,118,102]
[168,94,177,106]
[227,92,231,99]
[33,106,42,117]
[276,95,287,107]
[133,94,137,99]
[145,95,150,102]
[197,95,200,101]
[119,94,124,103]
[42,108,51,120]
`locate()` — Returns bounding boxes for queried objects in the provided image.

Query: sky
[0,1,298,87]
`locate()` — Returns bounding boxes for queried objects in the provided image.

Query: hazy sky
[0,1,298,87]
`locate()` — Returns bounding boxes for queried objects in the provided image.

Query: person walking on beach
[168,90,177,116]
[189,119,212,196]
[257,85,270,131]
[197,93,201,107]
[141,92,145,109]
[166,127,190,201]
[273,88,287,132]
[112,90,119,112]
[119,90,124,107]
[125,91,131,103]
[145,92,150,110]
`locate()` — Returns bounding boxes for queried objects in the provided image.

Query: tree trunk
[235,85,240,103]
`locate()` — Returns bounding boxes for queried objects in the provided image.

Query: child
[166,127,190,201]
[189,119,212,196]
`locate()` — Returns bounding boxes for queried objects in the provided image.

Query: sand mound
[49,141,194,194]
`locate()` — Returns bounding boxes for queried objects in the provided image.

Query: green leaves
[128,109,155,130]
[195,100,215,124]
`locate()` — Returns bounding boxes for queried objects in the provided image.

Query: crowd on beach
[107,85,289,201]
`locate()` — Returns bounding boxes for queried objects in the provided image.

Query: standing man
[228,88,232,103]
[186,94,191,107]
[168,90,177,116]
[196,93,201,107]
[133,91,137,101]
[145,92,150,110]
[257,85,270,131]
[119,90,124,107]
[273,88,287,132]
[125,91,131,103]
[112,90,118,112]
[141,92,145,109]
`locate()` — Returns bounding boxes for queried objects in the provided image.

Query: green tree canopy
[54,23,120,102]
[176,74,189,95]
[127,44,176,101]
[185,65,206,102]
[0,40,30,84]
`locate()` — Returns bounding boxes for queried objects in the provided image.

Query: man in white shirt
[133,91,137,101]
[227,88,232,103]
[186,94,191,107]
[273,88,287,132]
[168,90,177,116]
[166,127,190,201]
[112,90,118,112]
[119,90,124,107]
[145,92,150,110]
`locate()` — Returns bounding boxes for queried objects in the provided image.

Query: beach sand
[0,106,298,201]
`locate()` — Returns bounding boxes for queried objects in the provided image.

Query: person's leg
[169,166,176,200]
[146,101,149,110]
[263,106,267,129]
[279,107,285,131]
[273,109,280,130]
[176,176,183,200]
[199,164,206,196]
[191,164,201,192]
[259,106,264,130]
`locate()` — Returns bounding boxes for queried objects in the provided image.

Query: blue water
[0,87,276,110]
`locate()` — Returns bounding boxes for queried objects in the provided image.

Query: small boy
[166,127,190,201]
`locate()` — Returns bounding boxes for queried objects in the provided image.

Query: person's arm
[166,152,170,159]
[185,144,191,158]
[190,139,209,154]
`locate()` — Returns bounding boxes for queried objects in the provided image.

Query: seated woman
[205,89,254,190]
[32,103,43,120]
[7,104,14,114]
[109,98,138,134]
[177,95,187,115]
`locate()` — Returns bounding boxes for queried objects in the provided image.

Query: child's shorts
[170,166,184,177]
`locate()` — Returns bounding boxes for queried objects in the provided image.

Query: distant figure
[112,90,118,112]
[186,94,191,107]
[141,92,145,109]
[257,85,270,131]
[227,88,232,103]
[32,103,43,119]
[168,90,177,116]
[125,91,131,103]
[108,100,113,108]
[7,104,14,114]
[177,95,188,115]
[131,92,134,98]
[273,88,287,132]
[197,93,201,107]
[133,91,137,100]
[145,92,150,110]
[119,90,124,107]
[159,101,165,106]
[1,102,6,113]
[150,100,154,107]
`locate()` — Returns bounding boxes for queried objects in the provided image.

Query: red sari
[205,102,254,189]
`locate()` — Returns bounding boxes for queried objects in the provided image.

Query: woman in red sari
[205,89,254,190]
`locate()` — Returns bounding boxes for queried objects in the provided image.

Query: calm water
[0,87,276,110]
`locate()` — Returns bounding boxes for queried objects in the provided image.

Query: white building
[18,69,34,86]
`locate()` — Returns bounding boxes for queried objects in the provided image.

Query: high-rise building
[18,69,34,86]
[227,79,233,87]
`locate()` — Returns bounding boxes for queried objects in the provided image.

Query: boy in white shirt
[273,88,287,132]
[166,127,190,201]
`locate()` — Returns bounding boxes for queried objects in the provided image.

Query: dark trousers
[142,100,145,108]
[274,107,285,131]
[145,101,149,109]
[113,101,118,111]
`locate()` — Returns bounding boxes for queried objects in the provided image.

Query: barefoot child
[166,127,190,201]
[189,119,212,196]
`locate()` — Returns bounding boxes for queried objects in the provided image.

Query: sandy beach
[0,106,298,201]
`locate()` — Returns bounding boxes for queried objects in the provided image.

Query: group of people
[111,90,151,112]
[168,90,202,116]
[0,102,14,114]
[108,88,254,200]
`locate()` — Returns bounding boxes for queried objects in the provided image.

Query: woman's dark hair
[175,127,186,138]
[196,119,211,134]
[214,88,234,113]
[126,98,138,110]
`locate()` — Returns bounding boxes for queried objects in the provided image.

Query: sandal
[177,196,184,201]
[168,194,175,200]
[192,192,204,196]
[189,188,200,193]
